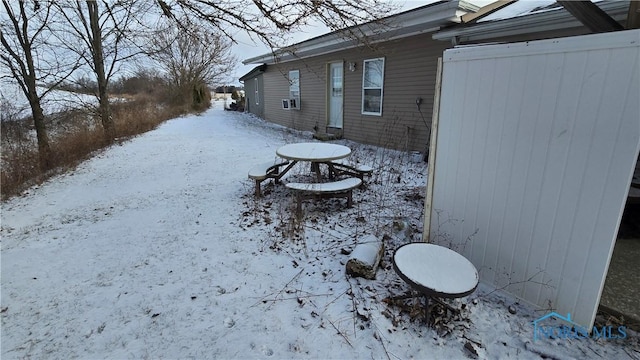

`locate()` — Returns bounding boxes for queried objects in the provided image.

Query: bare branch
[147,21,237,96]
[156,0,397,52]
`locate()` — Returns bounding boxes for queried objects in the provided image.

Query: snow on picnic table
[1,101,638,359]
[393,243,479,297]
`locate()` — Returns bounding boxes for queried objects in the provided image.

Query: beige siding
[260,33,449,151]
[242,75,265,118]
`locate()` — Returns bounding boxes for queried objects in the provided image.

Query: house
[239,64,267,119]
[241,1,484,152]
[240,0,632,152]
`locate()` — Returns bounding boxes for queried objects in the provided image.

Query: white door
[328,62,343,128]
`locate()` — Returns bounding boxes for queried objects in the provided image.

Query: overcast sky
[229,18,331,86]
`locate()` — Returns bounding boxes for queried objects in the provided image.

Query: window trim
[254,78,259,105]
[361,57,385,116]
[288,70,300,110]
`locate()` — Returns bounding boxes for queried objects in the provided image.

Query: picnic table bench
[286,177,362,213]
[329,159,373,180]
[248,160,293,196]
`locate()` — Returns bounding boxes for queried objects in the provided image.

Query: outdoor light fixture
[348,62,356,72]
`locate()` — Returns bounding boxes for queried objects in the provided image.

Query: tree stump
[346,235,384,280]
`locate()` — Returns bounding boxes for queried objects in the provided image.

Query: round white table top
[393,243,479,298]
[276,143,351,162]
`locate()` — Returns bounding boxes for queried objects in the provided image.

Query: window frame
[254,78,259,105]
[288,70,300,109]
[361,57,385,116]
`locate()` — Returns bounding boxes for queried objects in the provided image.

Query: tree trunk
[17,1,53,170]
[29,94,53,170]
[87,0,115,143]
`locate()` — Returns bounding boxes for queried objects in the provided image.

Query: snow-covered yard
[1,102,638,359]
[1,85,98,121]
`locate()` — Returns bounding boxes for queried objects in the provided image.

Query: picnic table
[393,243,478,298]
[248,142,371,208]
[392,242,479,321]
[275,142,366,212]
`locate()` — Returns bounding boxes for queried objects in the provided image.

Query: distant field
[212,92,232,100]
[1,85,97,121]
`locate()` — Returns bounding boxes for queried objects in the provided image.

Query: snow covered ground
[2,101,639,359]
[1,84,97,120]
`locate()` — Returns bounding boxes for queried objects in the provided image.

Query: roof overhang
[243,0,479,65]
[238,64,267,81]
[433,0,630,43]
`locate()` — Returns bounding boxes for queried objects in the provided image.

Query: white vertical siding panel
[522,53,563,304]
[530,52,574,306]
[431,30,640,328]
[540,51,587,307]
[493,55,525,289]
[450,61,473,247]
[466,60,498,264]
[576,47,640,323]
[478,57,512,285]
[555,49,611,316]
[454,58,485,254]
[506,54,547,297]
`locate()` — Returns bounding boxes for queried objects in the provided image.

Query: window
[254,78,259,105]
[289,70,300,109]
[362,58,384,115]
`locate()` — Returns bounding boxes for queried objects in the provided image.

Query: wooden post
[557,1,624,32]
[423,57,443,243]
[627,1,640,29]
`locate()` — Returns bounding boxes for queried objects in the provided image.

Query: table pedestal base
[385,291,462,327]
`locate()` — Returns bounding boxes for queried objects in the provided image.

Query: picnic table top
[393,243,479,299]
[276,142,351,162]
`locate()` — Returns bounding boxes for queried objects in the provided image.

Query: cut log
[346,235,384,280]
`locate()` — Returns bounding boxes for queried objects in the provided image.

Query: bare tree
[155,0,396,50]
[53,0,154,144]
[148,25,236,108]
[0,0,81,169]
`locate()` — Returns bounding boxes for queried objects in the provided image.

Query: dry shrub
[1,121,40,197]
[192,83,212,111]
[1,93,197,200]
[49,127,105,165]
[112,95,184,138]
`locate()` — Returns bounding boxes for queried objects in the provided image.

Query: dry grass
[1,94,198,200]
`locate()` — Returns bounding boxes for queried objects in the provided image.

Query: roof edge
[243,1,472,65]
[238,64,267,81]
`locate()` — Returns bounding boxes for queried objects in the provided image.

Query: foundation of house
[313,132,342,141]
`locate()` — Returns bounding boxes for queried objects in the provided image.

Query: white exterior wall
[429,30,640,328]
